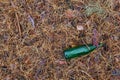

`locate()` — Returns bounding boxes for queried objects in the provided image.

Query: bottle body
[64,43,103,59]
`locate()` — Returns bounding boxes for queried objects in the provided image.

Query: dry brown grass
[0,0,120,80]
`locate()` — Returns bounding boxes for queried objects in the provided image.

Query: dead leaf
[65,9,75,19]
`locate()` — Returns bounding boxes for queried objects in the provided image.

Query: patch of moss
[85,2,105,16]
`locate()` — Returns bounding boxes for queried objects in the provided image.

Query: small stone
[77,25,84,30]
[55,60,67,65]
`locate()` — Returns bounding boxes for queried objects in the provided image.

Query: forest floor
[0,0,120,80]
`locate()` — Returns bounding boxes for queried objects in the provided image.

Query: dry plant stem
[10,1,21,37]
[92,28,99,47]
[81,38,90,50]
[15,13,21,37]
[80,70,94,80]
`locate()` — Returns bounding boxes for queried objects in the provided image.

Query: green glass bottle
[64,43,103,59]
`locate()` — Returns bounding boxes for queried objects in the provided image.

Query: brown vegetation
[0,0,120,80]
